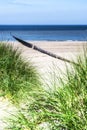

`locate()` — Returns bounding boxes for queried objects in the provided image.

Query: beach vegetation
[28,48,87,130]
[2,42,87,130]
[0,42,41,103]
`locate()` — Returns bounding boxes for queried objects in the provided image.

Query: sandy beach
[6,40,86,87]
[9,40,86,74]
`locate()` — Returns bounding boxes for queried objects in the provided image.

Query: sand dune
[0,40,86,129]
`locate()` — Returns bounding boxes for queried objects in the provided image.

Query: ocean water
[0,25,87,41]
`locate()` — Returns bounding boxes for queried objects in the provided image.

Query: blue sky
[0,0,87,25]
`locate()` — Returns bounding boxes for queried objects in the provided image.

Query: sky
[0,0,87,25]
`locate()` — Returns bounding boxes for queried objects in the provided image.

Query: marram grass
[28,48,87,130]
[4,45,87,130]
[0,42,41,103]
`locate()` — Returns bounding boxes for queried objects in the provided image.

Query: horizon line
[0,24,87,26]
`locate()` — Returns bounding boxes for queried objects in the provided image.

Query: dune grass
[2,43,87,130]
[0,42,41,103]
[27,49,87,130]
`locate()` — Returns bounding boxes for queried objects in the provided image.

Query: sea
[0,25,87,41]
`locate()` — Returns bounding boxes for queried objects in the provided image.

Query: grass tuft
[24,48,87,130]
[0,43,41,103]
[4,45,87,130]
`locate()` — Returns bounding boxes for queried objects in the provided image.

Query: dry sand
[5,40,86,89]
[7,40,87,87]
[0,40,87,129]
[9,41,86,78]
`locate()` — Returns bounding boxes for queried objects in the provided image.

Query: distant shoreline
[1,40,87,42]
